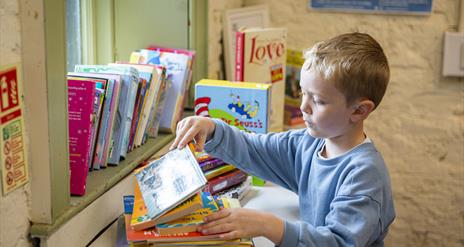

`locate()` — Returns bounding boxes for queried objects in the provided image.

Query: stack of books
[66,46,194,196]
[122,144,253,246]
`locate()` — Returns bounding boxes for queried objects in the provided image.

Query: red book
[67,79,97,195]
[204,169,248,195]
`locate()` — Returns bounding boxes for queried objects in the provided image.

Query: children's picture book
[155,192,219,235]
[195,79,271,134]
[204,169,248,195]
[235,27,287,132]
[134,144,207,222]
[285,48,304,127]
[67,79,97,195]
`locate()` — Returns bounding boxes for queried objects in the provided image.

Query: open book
[134,144,207,221]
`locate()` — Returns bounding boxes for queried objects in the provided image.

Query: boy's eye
[312,97,325,105]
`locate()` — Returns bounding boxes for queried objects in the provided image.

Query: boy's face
[299,69,354,139]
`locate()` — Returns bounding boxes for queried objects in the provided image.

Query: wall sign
[309,0,433,14]
[0,64,29,195]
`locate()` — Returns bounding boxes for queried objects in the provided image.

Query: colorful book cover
[204,169,248,195]
[155,192,219,235]
[128,78,146,151]
[235,27,287,132]
[195,79,271,134]
[88,88,105,169]
[134,145,207,221]
[146,66,168,139]
[147,46,196,109]
[72,67,139,164]
[285,48,304,126]
[131,181,203,231]
[204,165,236,180]
[130,49,190,133]
[67,79,96,195]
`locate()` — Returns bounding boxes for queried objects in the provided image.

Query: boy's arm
[204,119,302,191]
[279,195,382,247]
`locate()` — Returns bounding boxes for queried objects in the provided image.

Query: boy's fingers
[170,120,189,150]
[195,134,207,152]
[178,126,200,149]
[204,209,231,223]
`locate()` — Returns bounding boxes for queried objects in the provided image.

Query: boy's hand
[170,116,216,151]
[197,208,285,245]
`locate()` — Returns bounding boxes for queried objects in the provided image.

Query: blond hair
[303,32,389,108]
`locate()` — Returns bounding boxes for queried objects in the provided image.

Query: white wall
[209,0,464,246]
[0,0,32,246]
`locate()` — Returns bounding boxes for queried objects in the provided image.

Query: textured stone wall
[0,0,32,246]
[209,0,464,246]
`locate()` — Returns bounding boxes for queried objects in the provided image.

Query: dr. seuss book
[235,27,287,132]
[134,144,207,222]
[195,79,271,134]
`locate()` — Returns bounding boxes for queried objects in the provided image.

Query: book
[130,49,190,133]
[235,27,287,132]
[284,48,304,126]
[67,79,97,195]
[195,79,271,134]
[131,181,203,231]
[204,164,237,180]
[134,144,207,221]
[155,192,219,235]
[215,176,252,202]
[199,158,226,172]
[204,169,248,195]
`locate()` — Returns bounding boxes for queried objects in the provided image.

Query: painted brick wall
[208,0,464,246]
[0,0,32,246]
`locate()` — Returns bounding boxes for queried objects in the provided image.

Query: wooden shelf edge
[30,134,175,238]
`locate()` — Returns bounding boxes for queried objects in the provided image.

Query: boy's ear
[350,99,375,123]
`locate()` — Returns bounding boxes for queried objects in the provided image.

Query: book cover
[67,79,96,195]
[204,169,248,195]
[72,67,139,164]
[134,145,207,221]
[195,79,271,134]
[147,46,195,109]
[131,181,203,231]
[88,88,105,169]
[285,48,304,126]
[131,49,190,133]
[235,27,287,132]
[215,176,252,201]
[155,192,219,235]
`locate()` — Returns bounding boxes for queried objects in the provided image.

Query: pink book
[67,79,97,195]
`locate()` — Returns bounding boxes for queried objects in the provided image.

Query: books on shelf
[195,79,271,134]
[235,27,287,132]
[66,79,97,195]
[134,144,207,221]
[130,48,191,133]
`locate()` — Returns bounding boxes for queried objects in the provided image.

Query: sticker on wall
[309,0,433,15]
[0,64,29,195]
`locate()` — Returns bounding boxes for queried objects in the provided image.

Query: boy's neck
[322,123,366,159]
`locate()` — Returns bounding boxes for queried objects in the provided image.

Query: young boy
[170,32,395,246]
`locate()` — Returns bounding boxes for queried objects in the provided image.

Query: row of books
[67,46,195,195]
[120,144,253,246]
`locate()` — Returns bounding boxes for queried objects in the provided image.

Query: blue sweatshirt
[204,120,395,247]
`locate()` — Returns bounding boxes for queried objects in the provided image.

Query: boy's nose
[300,102,312,115]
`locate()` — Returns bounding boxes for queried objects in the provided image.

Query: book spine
[128,82,143,151]
[102,79,121,167]
[120,75,139,156]
[235,31,245,81]
[199,158,226,172]
[147,67,167,138]
[204,169,248,195]
[92,80,113,169]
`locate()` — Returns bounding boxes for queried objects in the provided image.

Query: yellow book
[204,165,237,180]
